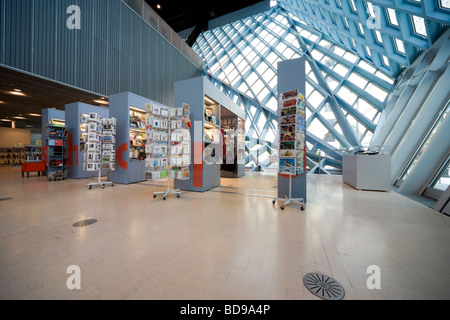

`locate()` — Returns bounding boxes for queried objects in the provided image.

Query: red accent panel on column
[117,143,129,170]
[42,146,48,162]
[193,141,203,188]
[68,134,78,166]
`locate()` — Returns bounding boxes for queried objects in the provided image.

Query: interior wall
[0,127,31,147]
[0,0,201,107]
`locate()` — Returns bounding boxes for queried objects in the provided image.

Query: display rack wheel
[102,184,105,189]
[272,200,276,205]
[88,186,92,190]
[163,197,166,201]
[301,206,305,211]
[281,206,285,210]
[153,195,157,199]
[111,184,115,187]
[177,194,181,199]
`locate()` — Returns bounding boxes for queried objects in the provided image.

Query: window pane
[431,159,450,191]
[348,73,368,89]
[412,16,427,36]
[387,8,398,26]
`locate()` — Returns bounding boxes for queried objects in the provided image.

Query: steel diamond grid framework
[193,4,398,169]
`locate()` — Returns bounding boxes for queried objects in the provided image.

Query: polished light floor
[0,167,449,300]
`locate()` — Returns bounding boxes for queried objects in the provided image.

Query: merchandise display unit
[220,106,245,178]
[25,145,42,162]
[83,112,117,189]
[12,147,25,167]
[109,92,163,184]
[129,107,147,161]
[0,147,26,167]
[46,124,67,181]
[173,77,244,192]
[41,108,65,149]
[145,103,192,200]
[21,145,45,178]
[0,148,13,166]
[272,88,307,211]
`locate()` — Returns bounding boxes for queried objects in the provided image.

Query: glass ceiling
[192,1,449,166]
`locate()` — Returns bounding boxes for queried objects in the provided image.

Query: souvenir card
[152,104,161,115]
[152,118,161,128]
[89,112,101,123]
[160,132,168,142]
[182,155,190,166]
[182,129,190,141]
[160,107,169,118]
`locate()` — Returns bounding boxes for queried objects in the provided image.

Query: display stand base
[153,189,181,200]
[272,196,305,211]
[87,181,114,190]
[273,172,305,211]
[87,170,114,190]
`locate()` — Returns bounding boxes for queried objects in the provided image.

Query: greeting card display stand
[145,103,191,200]
[83,112,117,190]
[272,89,306,211]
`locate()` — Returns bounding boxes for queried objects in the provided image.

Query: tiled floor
[0,167,449,300]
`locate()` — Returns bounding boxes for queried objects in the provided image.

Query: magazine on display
[278,90,307,176]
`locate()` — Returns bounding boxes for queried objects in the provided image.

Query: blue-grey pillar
[277,58,307,202]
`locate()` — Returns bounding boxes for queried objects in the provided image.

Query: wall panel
[0,0,201,106]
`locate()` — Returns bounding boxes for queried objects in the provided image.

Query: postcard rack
[83,112,117,189]
[145,103,192,200]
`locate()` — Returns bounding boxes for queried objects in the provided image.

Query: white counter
[343,154,391,192]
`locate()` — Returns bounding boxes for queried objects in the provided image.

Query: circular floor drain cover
[303,273,345,300]
[73,219,98,228]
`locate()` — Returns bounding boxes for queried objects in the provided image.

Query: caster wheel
[163,197,166,201]
[102,185,105,189]
[153,195,157,199]
[301,206,305,211]
[281,206,285,210]
[272,200,276,205]
[177,195,181,199]
[111,184,115,187]
[88,186,92,190]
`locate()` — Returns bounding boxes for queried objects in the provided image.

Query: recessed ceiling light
[14,89,22,92]
[14,116,26,120]
[156,4,161,10]
[1,119,12,122]
[9,91,25,96]
[93,99,109,105]
[28,113,42,117]
[0,101,5,104]
[204,96,216,104]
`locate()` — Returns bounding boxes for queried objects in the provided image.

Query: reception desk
[343,154,391,192]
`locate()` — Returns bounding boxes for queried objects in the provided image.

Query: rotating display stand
[273,89,307,211]
[145,103,191,200]
[83,113,117,189]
